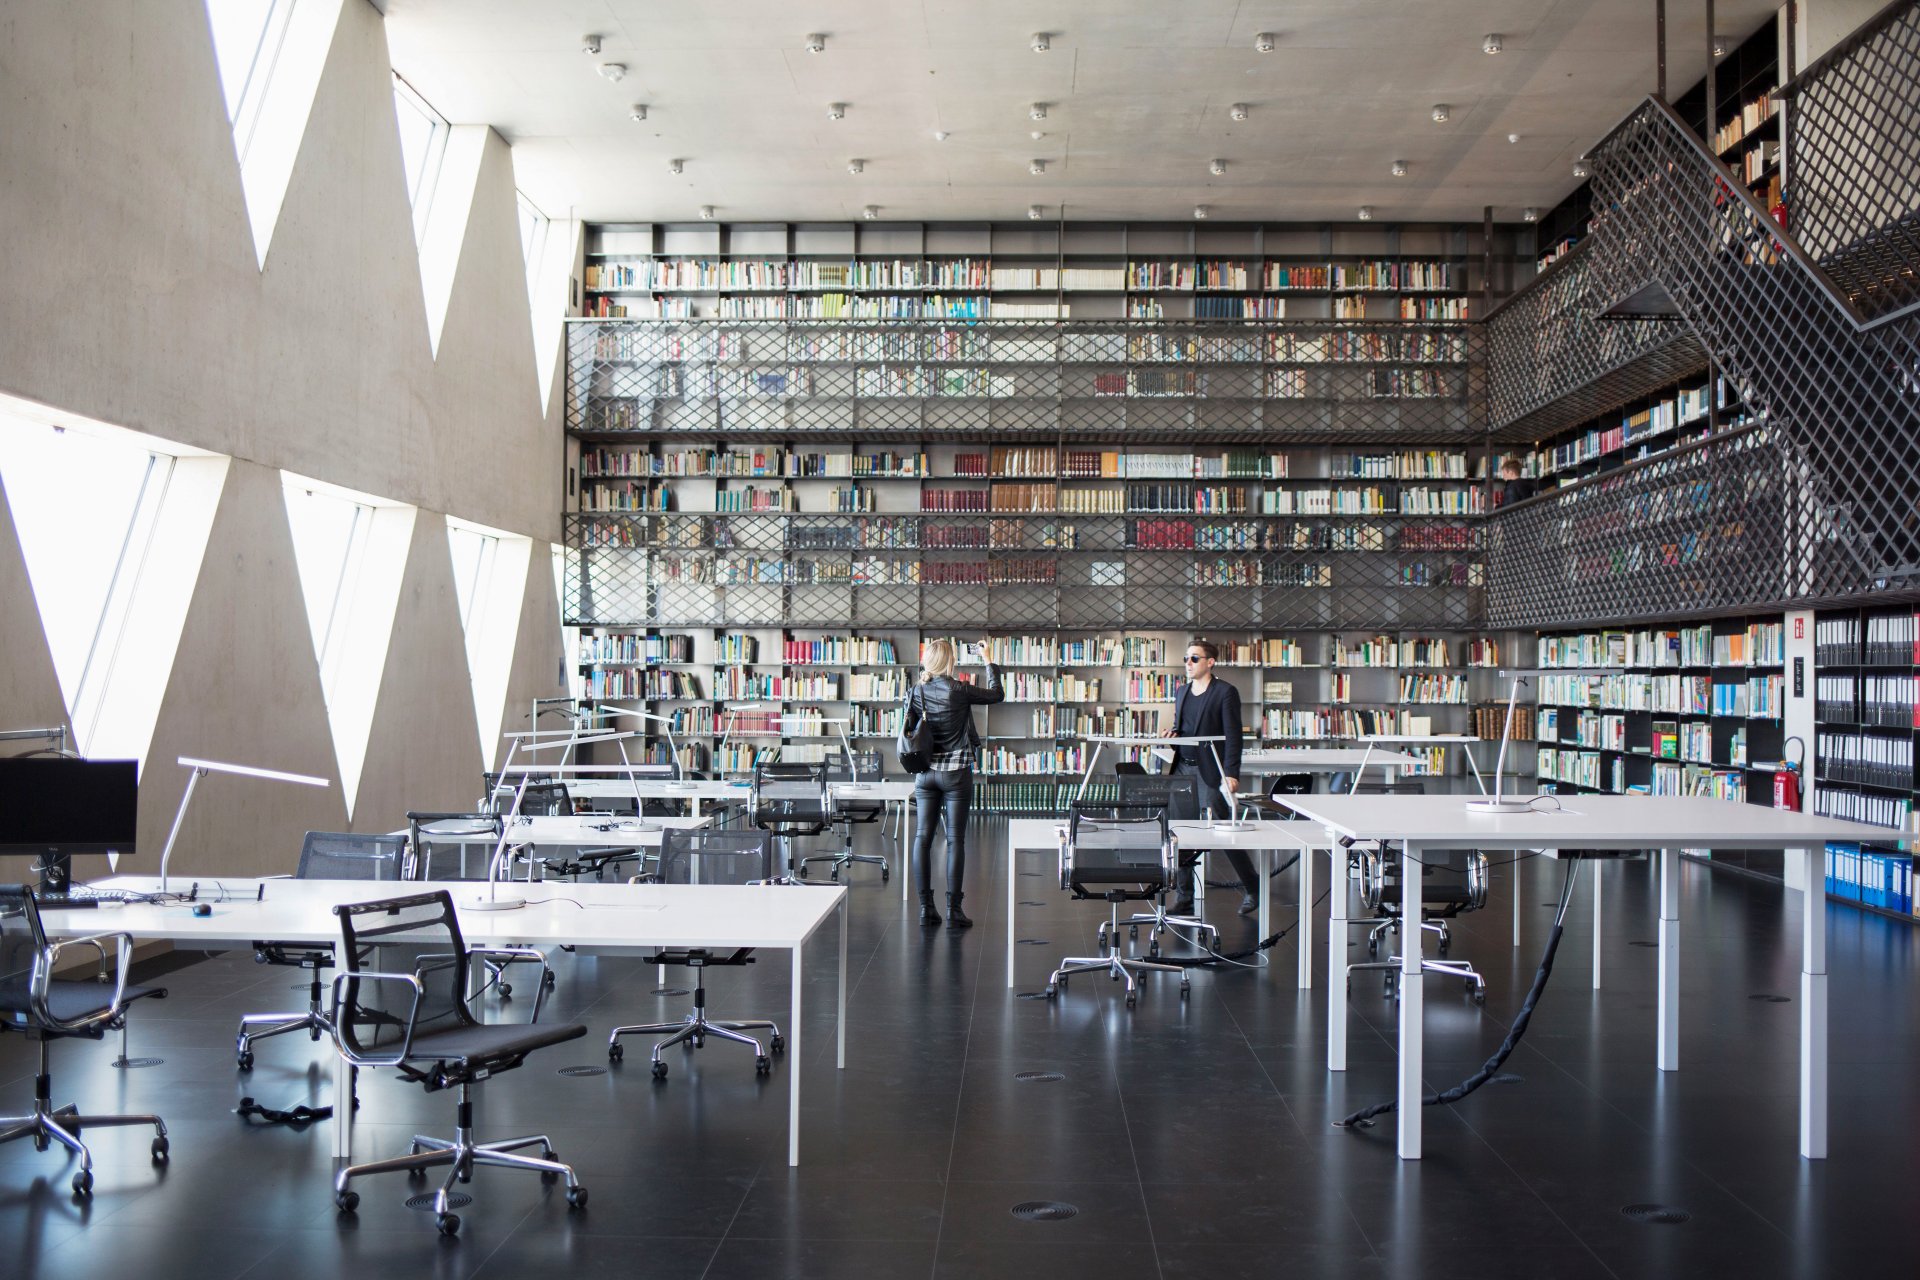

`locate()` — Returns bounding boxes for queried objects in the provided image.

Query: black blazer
[910,664,1005,757]
[1171,678,1243,785]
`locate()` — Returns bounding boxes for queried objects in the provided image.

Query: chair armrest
[467,947,553,1022]
[33,932,133,1032]
[326,970,425,1066]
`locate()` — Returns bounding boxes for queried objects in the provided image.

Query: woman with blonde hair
[905,639,1003,927]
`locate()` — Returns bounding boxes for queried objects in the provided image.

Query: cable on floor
[1334,856,1582,1130]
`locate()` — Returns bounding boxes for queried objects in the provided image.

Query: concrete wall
[0,0,568,872]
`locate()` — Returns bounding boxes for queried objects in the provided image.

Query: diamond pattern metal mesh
[1484,241,1703,440]
[1780,0,1920,320]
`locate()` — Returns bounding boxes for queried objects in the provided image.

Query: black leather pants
[912,768,973,895]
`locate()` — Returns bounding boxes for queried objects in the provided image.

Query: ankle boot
[918,891,942,927]
[945,893,972,929]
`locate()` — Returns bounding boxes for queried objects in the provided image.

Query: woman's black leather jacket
[910,664,1005,756]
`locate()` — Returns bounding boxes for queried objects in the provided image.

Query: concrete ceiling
[382,0,1779,225]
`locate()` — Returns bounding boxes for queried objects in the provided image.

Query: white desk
[412,814,709,880]
[39,875,847,1167]
[1282,793,1896,1161]
[1004,817,1319,989]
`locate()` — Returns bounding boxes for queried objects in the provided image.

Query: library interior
[5,1,1920,1276]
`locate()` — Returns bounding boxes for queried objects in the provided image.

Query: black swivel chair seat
[1044,807,1190,1007]
[0,884,169,1197]
[328,889,588,1236]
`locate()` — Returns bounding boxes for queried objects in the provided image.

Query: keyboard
[34,887,139,909]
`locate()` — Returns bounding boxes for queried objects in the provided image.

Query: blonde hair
[922,638,957,681]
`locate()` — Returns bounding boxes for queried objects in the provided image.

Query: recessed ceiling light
[1032,32,1050,52]
[1431,104,1450,123]
[847,158,865,175]
[629,104,648,122]
[1254,32,1275,52]
[1030,102,1048,121]
[1229,103,1249,121]
[1193,205,1209,220]
[668,158,684,175]
[862,205,879,220]
[933,129,950,142]
[1030,159,1047,175]
[581,33,602,55]
[1030,130,1046,141]
[1712,33,1730,57]
[1028,204,1044,220]
[1572,159,1591,178]
[1209,158,1226,176]
[699,205,715,220]
[1507,132,1521,144]
[1391,159,1408,177]
[1357,205,1374,221]
[804,33,826,53]
[597,62,627,82]
[1483,33,1503,54]
[1523,207,1539,222]
[827,103,846,120]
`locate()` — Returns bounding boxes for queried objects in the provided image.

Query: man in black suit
[1165,638,1262,916]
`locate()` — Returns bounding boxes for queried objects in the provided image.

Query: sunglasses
[1184,655,1208,663]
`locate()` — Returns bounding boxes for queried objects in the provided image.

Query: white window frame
[392,73,450,241]
[517,190,550,299]
[208,0,297,161]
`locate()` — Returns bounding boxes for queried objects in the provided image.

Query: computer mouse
[191,903,212,917]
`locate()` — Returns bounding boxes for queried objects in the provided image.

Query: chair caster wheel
[1129,925,1139,941]
[541,1169,560,1184]
[34,1133,49,1153]
[567,1185,589,1210]
[1056,974,1068,988]
[409,1166,428,1182]
[437,1213,460,1237]
[755,1055,771,1075]
[1179,983,1190,1000]
[237,1050,254,1072]
[544,971,557,991]
[1124,993,1137,1008]
[881,870,890,882]
[651,1061,668,1080]
[310,1025,323,1042]
[498,984,512,999]
[335,1190,359,1214]
[608,1043,625,1063]
[1044,986,1059,1000]
[151,1136,169,1162]
[769,1034,785,1055]
[692,1034,704,1049]
[1471,987,1486,1005]
[72,1169,93,1197]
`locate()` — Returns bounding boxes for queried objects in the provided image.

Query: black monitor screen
[0,757,139,856]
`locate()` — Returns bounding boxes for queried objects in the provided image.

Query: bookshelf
[1811,606,1919,920]
[1501,369,1760,495]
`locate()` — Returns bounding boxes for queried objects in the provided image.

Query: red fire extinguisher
[1773,736,1803,811]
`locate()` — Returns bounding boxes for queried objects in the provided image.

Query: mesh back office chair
[1044,806,1190,1007]
[328,890,588,1236]
[751,760,832,879]
[1112,773,1217,953]
[0,885,169,1196]
[1242,772,1314,819]
[803,751,890,882]
[606,829,785,1078]
[234,832,405,1070]
[407,813,557,1001]
[1340,782,1489,1003]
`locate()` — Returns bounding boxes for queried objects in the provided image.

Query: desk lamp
[158,757,331,894]
[473,729,641,911]
[585,707,687,783]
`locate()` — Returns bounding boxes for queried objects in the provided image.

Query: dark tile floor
[5,820,1920,1279]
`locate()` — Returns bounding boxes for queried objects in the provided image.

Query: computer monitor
[0,757,139,894]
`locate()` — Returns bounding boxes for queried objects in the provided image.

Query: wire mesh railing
[1779,0,1920,321]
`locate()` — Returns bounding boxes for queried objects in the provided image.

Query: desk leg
[1006,829,1019,990]
[1257,848,1271,976]
[1328,831,1348,1072]
[1298,841,1314,990]
[1798,844,1827,1159]
[1513,860,1522,947]
[1397,841,1425,1160]
[1592,863,1603,990]
[838,895,848,1071]
[789,943,803,1167]
[332,938,352,1160]
[899,802,909,904]
[1657,847,1680,1072]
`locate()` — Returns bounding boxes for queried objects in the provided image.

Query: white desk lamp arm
[157,765,209,896]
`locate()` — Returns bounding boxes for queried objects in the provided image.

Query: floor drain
[1014,1070,1065,1083]
[1020,900,1048,906]
[652,988,690,997]
[1011,1200,1078,1221]
[113,1057,164,1069]
[1015,991,1050,1000]
[1629,941,1659,948]
[1749,993,1792,1003]
[557,1065,608,1077]
[1016,938,1051,946]
[1620,1203,1690,1225]
[1018,871,1044,878]
[1489,1073,1524,1084]
[406,1192,474,1211]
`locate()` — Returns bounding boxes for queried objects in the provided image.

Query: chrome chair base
[1046,902,1190,1007]
[1347,955,1487,1004]
[607,1009,784,1078]
[0,1065,168,1195]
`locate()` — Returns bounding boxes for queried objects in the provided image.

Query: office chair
[1113,760,1148,776]
[1112,773,1217,955]
[803,751,890,882]
[608,828,785,1078]
[0,885,169,1197]
[328,890,587,1236]
[408,813,558,1000]
[234,831,405,1071]
[751,759,832,879]
[1341,782,1489,1003]
[1240,772,1314,820]
[1045,806,1189,1007]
